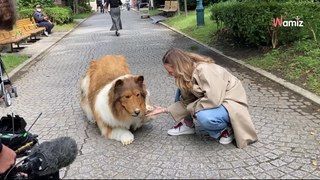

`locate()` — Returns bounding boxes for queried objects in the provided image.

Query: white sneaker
[219,127,234,145]
[167,122,195,136]
[43,31,49,37]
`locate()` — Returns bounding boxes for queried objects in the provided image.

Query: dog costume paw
[121,132,134,145]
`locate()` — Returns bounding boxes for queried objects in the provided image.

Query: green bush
[18,9,35,19]
[77,3,92,13]
[210,1,320,48]
[17,0,54,9]
[45,7,73,24]
[18,6,73,24]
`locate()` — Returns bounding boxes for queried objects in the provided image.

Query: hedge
[19,6,73,24]
[210,1,320,48]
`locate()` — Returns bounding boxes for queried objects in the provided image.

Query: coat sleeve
[186,65,228,115]
[167,101,190,122]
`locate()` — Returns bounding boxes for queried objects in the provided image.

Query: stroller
[0,54,18,106]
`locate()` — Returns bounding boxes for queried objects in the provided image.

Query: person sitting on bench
[33,4,54,36]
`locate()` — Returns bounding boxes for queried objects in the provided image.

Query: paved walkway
[1,10,320,179]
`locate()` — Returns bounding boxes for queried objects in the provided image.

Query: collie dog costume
[80,55,154,145]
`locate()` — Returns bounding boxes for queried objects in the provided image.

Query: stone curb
[7,17,90,79]
[159,22,320,106]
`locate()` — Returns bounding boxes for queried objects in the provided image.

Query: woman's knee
[195,108,229,128]
[196,111,218,127]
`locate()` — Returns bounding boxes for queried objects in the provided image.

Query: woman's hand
[0,144,16,174]
[145,105,169,116]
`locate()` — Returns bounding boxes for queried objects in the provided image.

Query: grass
[1,54,30,73]
[73,13,92,19]
[148,9,163,16]
[54,21,79,31]
[162,7,320,96]
[55,13,92,31]
[164,8,218,44]
[247,40,320,95]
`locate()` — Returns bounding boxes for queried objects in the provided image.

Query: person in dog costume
[147,48,257,148]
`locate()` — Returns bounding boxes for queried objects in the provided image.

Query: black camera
[0,114,38,157]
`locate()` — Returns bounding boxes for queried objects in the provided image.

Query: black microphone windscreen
[30,136,78,176]
[0,0,17,30]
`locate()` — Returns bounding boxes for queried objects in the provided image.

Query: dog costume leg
[110,128,134,145]
[96,117,134,145]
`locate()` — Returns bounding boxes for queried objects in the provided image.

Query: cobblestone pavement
[1,10,320,179]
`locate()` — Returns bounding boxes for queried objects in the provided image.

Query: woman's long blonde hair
[162,48,214,91]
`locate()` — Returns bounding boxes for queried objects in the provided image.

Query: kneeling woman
[147,48,258,148]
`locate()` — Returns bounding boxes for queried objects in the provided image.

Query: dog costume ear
[114,79,123,92]
[135,76,144,86]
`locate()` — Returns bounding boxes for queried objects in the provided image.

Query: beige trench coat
[167,63,258,148]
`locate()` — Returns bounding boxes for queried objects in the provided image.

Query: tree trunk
[73,0,79,14]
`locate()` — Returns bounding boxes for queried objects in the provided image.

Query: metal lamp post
[196,0,204,26]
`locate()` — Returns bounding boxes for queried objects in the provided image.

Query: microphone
[17,136,78,176]
[0,0,17,30]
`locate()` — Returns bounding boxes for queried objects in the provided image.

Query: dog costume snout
[134,109,140,115]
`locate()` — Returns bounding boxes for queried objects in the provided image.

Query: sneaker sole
[167,130,195,136]
[219,135,234,145]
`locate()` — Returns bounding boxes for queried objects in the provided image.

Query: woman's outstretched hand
[146,105,169,116]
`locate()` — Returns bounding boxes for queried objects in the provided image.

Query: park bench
[15,18,45,41]
[0,30,31,52]
[162,1,178,17]
[159,1,170,11]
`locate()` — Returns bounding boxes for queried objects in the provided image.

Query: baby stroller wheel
[11,87,18,97]
[4,90,12,106]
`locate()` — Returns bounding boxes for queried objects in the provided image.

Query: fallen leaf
[312,160,318,166]
[310,132,315,135]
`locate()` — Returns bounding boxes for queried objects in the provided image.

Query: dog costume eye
[125,95,130,98]
[136,93,140,97]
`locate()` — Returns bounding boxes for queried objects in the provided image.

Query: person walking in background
[33,4,54,36]
[105,0,122,36]
[146,48,258,148]
[97,0,104,13]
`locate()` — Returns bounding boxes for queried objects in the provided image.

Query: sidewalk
[9,14,320,107]
[2,11,320,179]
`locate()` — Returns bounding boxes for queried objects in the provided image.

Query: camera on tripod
[0,114,38,157]
[0,113,61,180]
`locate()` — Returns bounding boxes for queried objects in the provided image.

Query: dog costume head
[110,75,148,119]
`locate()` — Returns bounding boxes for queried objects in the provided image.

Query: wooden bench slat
[0,30,31,52]
[161,1,178,17]
[16,18,44,37]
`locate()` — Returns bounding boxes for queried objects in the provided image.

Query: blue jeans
[175,89,230,139]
